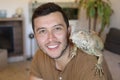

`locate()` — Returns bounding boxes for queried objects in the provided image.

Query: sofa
[103,50,120,80]
[103,28,120,80]
[104,28,120,55]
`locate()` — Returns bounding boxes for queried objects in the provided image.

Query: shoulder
[32,49,53,66]
[76,49,112,80]
[76,48,108,69]
[76,49,97,63]
[30,49,44,78]
[74,49,98,74]
[34,49,44,57]
[33,49,47,60]
[31,49,48,69]
[30,49,52,78]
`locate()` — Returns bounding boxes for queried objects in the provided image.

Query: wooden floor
[0,61,31,80]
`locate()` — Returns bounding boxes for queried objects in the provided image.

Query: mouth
[46,42,60,50]
[47,45,58,49]
[46,42,61,51]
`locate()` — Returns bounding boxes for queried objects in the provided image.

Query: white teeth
[48,45,58,48]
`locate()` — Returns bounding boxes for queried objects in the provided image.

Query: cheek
[55,33,68,41]
[35,35,46,46]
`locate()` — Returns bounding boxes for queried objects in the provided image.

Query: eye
[38,29,47,34]
[54,26,63,32]
[55,27,62,31]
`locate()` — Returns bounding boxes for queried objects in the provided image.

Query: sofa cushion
[104,28,120,55]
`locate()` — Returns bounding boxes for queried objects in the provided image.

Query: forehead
[34,12,66,28]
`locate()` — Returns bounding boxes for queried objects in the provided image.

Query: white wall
[109,0,120,29]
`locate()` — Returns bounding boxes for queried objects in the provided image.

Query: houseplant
[78,0,113,36]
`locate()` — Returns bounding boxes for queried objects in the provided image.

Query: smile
[47,45,58,49]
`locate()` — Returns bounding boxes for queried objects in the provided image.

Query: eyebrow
[36,27,45,32]
[36,24,64,32]
[53,24,64,27]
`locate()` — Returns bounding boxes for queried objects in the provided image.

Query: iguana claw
[95,64,104,77]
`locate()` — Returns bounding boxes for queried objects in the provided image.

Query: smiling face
[34,12,71,59]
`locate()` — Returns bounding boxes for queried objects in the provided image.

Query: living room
[0,0,120,80]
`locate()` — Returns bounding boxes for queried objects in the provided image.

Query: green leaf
[89,7,96,17]
[78,0,113,36]
[97,2,104,17]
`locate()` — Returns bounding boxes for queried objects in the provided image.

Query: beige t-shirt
[30,49,112,80]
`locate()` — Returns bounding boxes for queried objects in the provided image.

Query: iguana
[70,30,104,76]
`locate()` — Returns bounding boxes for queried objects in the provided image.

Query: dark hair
[32,2,69,31]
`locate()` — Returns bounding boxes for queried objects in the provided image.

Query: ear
[68,26,73,44]
[68,26,71,35]
[67,26,72,40]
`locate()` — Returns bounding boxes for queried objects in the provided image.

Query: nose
[48,31,55,42]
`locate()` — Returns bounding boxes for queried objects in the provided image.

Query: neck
[55,45,73,71]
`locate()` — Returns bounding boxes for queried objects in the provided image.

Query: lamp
[27,33,34,60]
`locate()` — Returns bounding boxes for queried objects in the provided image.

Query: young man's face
[34,12,71,59]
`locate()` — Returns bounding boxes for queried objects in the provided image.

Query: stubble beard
[38,39,69,59]
[55,41,69,59]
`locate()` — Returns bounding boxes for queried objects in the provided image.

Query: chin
[48,53,62,59]
[44,48,61,57]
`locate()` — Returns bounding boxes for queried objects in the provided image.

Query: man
[29,2,111,80]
